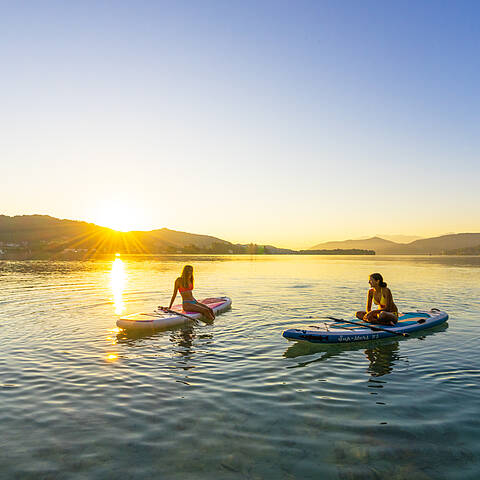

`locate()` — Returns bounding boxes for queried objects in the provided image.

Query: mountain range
[310,233,480,254]
[0,214,479,257]
[357,234,424,243]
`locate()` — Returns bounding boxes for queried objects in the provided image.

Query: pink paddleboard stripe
[183,302,225,314]
[200,298,225,305]
[183,302,224,313]
[202,301,224,308]
[170,298,226,314]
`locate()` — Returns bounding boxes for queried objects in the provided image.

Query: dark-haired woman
[355,273,398,325]
[164,265,215,321]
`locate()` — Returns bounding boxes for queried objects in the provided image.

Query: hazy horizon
[2,1,479,249]
[2,212,475,250]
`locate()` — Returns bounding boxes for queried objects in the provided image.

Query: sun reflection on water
[106,353,118,362]
[110,256,126,314]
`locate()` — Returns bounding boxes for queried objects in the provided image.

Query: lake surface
[1,255,479,479]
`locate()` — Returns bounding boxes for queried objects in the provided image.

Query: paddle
[325,316,410,337]
[157,306,208,324]
[308,324,358,331]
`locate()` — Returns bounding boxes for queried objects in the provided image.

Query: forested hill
[0,214,375,258]
[0,215,103,242]
[0,215,241,256]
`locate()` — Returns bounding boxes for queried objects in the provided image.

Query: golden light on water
[106,353,118,362]
[110,257,126,314]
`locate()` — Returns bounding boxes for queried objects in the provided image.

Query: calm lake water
[1,255,479,479]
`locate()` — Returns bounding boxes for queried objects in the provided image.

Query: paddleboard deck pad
[283,309,448,343]
[117,296,232,330]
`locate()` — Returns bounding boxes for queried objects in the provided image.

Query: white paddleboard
[117,296,232,330]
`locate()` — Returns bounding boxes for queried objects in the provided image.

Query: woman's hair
[180,265,194,288]
[370,273,387,288]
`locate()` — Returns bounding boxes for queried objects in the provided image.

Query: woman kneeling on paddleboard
[165,265,215,321]
[356,273,398,326]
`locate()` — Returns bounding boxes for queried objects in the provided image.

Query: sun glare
[93,201,147,232]
[110,257,126,314]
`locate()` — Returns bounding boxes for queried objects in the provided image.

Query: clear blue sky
[1,0,479,248]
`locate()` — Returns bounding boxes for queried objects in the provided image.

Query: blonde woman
[165,265,215,321]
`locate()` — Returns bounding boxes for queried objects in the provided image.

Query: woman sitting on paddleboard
[165,265,215,321]
[356,273,398,325]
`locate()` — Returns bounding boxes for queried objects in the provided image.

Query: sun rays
[52,227,151,259]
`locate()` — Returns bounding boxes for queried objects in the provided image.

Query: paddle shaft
[325,316,409,337]
[309,324,358,331]
[158,307,207,324]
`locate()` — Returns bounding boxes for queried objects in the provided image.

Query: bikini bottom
[183,299,198,305]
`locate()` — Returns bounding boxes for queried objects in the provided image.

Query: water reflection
[170,326,197,368]
[115,328,160,344]
[110,257,126,314]
[284,323,448,376]
[283,337,403,370]
[365,342,401,377]
[170,326,195,351]
[115,324,190,345]
[105,353,119,362]
[115,324,213,358]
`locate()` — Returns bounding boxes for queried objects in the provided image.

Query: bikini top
[371,288,387,308]
[178,282,193,293]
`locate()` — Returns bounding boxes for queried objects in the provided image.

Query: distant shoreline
[1,252,479,261]
[1,215,479,256]
[0,250,375,260]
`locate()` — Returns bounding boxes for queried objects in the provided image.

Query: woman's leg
[356,311,367,320]
[199,303,215,320]
[375,311,398,326]
[183,302,215,321]
[199,303,215,321]
[204,305,215,320]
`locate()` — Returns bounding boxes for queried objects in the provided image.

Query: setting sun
[93,200,149,232]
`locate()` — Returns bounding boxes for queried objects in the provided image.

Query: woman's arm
[364,290,382,320]
[366,289,373,313]
[168,279,179,309]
